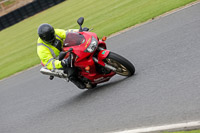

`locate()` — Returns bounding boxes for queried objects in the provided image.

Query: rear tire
[105,52,135,76]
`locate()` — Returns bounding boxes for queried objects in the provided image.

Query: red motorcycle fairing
[73,49,115,84]
[98,40,107,49]
[63,32,93,61]
[62,31,116,84]
[97,49,110,66]
[81,69,115,84]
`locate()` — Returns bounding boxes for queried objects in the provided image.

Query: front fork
[93,48,116,71]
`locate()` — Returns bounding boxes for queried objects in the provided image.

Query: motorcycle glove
[61,58,70,68]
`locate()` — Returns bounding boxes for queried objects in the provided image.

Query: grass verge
[0,0,197,80]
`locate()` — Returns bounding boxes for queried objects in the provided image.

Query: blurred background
[0,0,33,16]
[0,0,65,30]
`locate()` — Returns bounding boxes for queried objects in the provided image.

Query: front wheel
[105,52,135,76]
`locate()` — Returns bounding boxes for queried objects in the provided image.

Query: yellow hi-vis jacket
[37,29,78,70]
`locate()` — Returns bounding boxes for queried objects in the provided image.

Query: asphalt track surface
[1,3,200,133]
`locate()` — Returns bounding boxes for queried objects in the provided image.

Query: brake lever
[67,48,73,68]
[88,28,93,32]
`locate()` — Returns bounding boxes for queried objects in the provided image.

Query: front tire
[105,52,135,76]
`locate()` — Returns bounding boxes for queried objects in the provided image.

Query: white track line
[110,121,200,133]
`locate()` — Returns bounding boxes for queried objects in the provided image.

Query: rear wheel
[105,52,135,76]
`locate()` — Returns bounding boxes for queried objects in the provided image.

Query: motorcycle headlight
[85,36,98,53]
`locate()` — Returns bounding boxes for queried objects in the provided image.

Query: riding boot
[65,67,86,89]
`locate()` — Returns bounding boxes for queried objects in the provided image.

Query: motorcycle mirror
[77,17,84,26]
[77,17,84,32]
[58,51,67,61]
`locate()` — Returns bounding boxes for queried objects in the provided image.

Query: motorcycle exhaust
[40,67,68,78]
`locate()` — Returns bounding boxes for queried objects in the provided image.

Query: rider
[37,23,88,89]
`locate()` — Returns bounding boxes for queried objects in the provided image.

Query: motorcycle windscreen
[63,32,85,47]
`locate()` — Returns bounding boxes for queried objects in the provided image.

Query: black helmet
[38,23,55,44]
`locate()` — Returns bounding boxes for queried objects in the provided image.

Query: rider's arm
[37,44,62,70]
[55,29,79,40]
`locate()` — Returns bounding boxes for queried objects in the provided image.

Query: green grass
[0,0,15,9]
[0,0,197,80]
[3,0,15,6]
[163,130,200,133]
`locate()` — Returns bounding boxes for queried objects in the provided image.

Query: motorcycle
[40,17,135,89]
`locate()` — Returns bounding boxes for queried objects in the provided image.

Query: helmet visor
[44,32,55,44]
